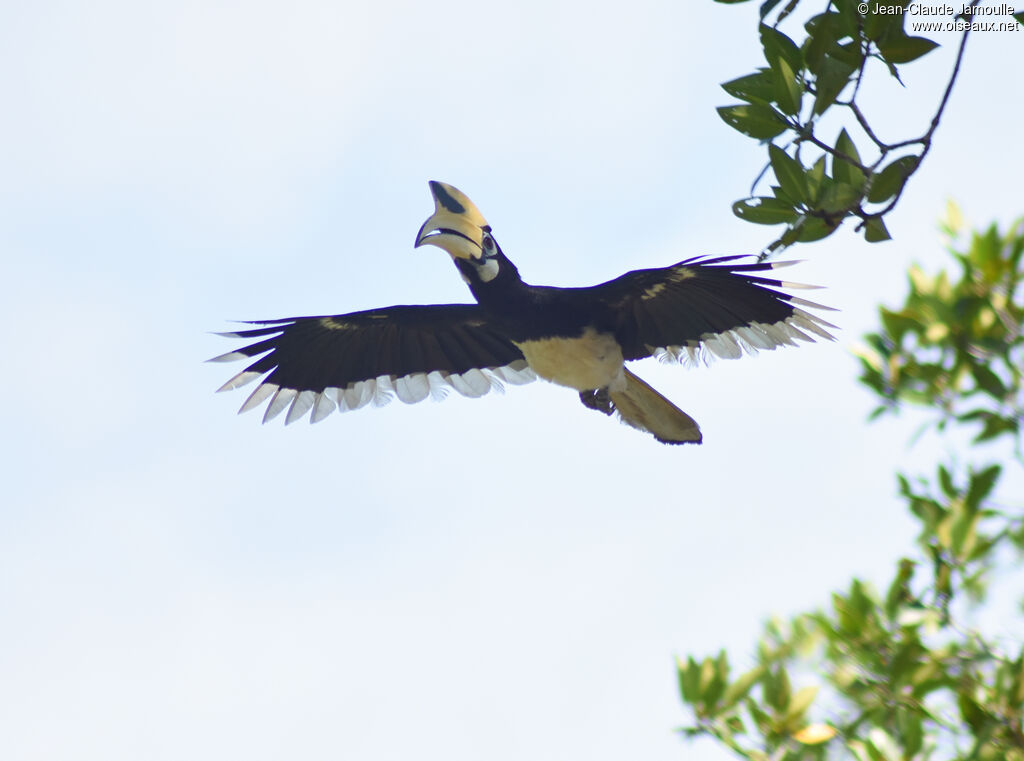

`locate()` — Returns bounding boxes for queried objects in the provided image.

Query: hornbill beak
[414,180,490,260]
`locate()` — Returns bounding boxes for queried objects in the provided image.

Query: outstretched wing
[209,304,535,424]
[594,255,837,362]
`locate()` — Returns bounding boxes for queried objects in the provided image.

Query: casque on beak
[414,180,490,260]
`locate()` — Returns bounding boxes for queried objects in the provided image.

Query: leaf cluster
[714,0,1020,256]
[856,211,1024,451]
[677,216,1024,760]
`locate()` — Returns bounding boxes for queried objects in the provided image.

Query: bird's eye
[482,235,496,255]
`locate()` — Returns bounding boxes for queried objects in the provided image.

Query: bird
[209,181,836,445]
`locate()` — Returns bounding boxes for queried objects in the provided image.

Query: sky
[2,2,1022,760]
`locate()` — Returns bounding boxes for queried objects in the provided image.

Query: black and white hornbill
[210,181,836,444]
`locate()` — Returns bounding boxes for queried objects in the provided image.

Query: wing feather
[591,255,837,362]
[210,304,532,423]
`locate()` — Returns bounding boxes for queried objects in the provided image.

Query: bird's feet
[578,387,613,416]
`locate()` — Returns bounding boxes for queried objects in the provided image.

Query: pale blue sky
[2,2,1022,760]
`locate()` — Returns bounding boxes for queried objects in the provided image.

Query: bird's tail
[608,368,702,445]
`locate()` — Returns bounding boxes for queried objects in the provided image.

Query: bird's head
[411,180,520,284]
[415,181,513,286]
[414,181,492,260]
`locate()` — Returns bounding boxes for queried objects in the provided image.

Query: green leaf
[864,217,891,243]
[966,464,1002,509]
[803,13,841,74]
[828,40,865,69]
[1013,647,1024,704]
[835,0,861,38]
[795,215,836,242]
[812,54,856,115]
[884,558,916,617]
[747,698,772,735]
[910,658,944,691]
[759,0,785,18]
[770,184,795,205]
[733,197,799,225]
[721,70,777,104]
[957,691,987,732]
[868,156,918,203]
[707,670,731,707]
[879,35,940,64]
[950,501,979,559]
[783,685,819,725]
[937,465,956,498]
[833,129,865,188]
[974,415,1019,443]
[760,24,803,76]
[972,363,1007,398]
[817,181,861,214]
[698,656,716,695]
[834,590,864,635]
[703,650,730,710]
[717,104,789,139]
[763,665,792,711]
[864,3,909,43]
[773,57,802,116]
[805,156,826,201]
[896,709,924,758]
[862,6,888,42]
[721,666,765,708]
[850,579,876,617]
[677,656,701,703]
[769,145,809,202]
[1014,11,1024,26]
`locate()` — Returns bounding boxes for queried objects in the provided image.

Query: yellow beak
[414,181,490,260]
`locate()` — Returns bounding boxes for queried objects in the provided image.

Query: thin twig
[844,100,889,152]
[872,0,979,218]
[795,127,872,175]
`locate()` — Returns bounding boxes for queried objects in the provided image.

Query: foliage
[712,0,1024,256]
[857,206,1024,450]
[676,214,1024,760]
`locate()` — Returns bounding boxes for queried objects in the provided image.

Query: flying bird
[210,181,835,444]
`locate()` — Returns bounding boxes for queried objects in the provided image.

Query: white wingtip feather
[789,309,837,340]
[309,392,337,423]
[207,350,250,363]
[285,390,316,425]
[449,368,491,398]
[427,371,451,401]
[223,361,536,423]
[239,383,277,414]
[786,294,840,312]
[775,280,824,290]
[263,388,297,423]
[491,361,536,385]
[395,374,430,404]
[217,370,262,393]
[371,375,394,407]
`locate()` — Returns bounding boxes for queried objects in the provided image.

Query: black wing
[594,255,837,362]
[209,304,535,424]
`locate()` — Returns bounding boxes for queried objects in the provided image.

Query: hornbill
[210,181,836,444]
